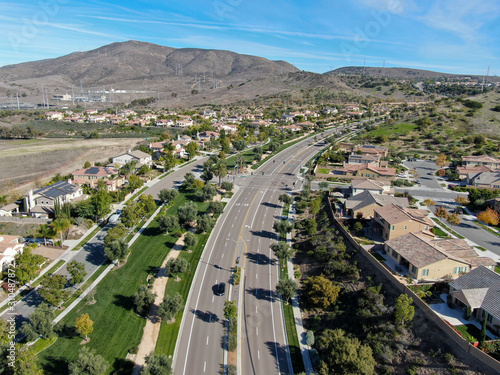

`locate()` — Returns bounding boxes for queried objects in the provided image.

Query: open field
[0,137,143,194]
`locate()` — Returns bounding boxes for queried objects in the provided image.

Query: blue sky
[1,0,499,75]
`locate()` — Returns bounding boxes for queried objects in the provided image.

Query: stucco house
[449,266,500,332]
[462,155,500,169]
[385,232,496,280]
[112,150,152,167]
[373,204,434,241]
[24,180,84,218]
[345,191,408,219]
[350,179,392,196]
[72,166,123,191]
[336,163,396,180]
[0,235,24,270]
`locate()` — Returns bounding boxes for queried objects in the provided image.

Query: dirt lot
[0,137,144,195]
[32,245,65,261]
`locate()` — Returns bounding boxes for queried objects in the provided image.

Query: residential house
[112,150,152,167]
[462,155,500,169]
[72,166,123,191]
[281,114,295,123]
[279,125,302,132]
[457,165,493,181]
[0,235,24,271]
[174,117,194,128]
[466,171,500,188]
[322,107,339,115]
[385,232,496,280]
[227,115,242,123]
[155,119,174,127]
[345,190,408,218]
[373,204,434,241]
[448,266,500,331]
[335,163,396,180]
[24,180,84,218]
[351,179,392,196]
[0,203,19,217]
[84,109,98,115]
[45,111,64,120]
[213,123,238,134]
[347,154,380,166]
[353,144,388,158]
[87,114,107,123]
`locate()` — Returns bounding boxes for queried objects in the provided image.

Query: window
[404,225,408,230]
[487,313,493,323]
[453,267,467,274]
[422,269,429,276]
[411,265,417,273]
[391,225,395,231]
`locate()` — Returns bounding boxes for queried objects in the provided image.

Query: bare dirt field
[32,245,65,261]
[0,137,144,194]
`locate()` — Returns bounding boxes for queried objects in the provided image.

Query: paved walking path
[286,201,314,375]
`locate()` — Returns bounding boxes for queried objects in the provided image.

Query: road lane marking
[256,274,258,279]
[203,362,206,372]
[212,296,214,303]
[249,191,266,228]
[258,350,260,360]
[206,336,209,345]
[256,327,258,336]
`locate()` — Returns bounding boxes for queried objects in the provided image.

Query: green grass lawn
[495,265,500,274]
[317,168,331,174]
[371,252,386,262]
[38,193,208,374]
[431,218,465,239]
[364,122,418,138]
[454,324,491,343]
[431,226,449,238]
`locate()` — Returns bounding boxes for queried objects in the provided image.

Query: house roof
[33,180,80,199]
[127,150,150,159]
[348,154,379,162]
[345,191,408,212]
[457,165,493,175]
[449,266,500,319]
[462,155,500,164]
[341,163,396,176]
[374,204,433,226]
[73,166,118,177]
[386,231,495,271]
[468,172,500,185]
[351,179,387,190]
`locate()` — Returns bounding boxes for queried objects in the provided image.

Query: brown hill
[0,40,299,87]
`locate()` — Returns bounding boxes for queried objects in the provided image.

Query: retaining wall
[325,193,500,373]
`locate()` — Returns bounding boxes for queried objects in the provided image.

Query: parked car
[214,282,226,296]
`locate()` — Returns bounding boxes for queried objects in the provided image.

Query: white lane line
[269,245,281,373]
[256,327,258,336]
[256,274,258,279]
[221,253,224,258]
[257,248,259,253]
[206,336,209,345]
[212,296,214,303]
[256,306,258,313]
[258,350,260,360]
[203,362,206,372]
[249,191,266,228]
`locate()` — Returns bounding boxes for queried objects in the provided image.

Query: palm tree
[212,159,228,186]
[235,154,245,173]
[51,218,71,247]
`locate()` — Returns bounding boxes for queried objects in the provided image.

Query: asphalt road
[174,126,347,375]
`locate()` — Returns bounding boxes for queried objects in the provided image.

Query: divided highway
[174,126,346,375]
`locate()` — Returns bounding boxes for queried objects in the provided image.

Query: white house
[0,235,24,270]
[112,150,152,166]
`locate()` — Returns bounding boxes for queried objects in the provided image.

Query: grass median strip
[431,218,465,239]
[72,226,101,251]
[38,208,176,374]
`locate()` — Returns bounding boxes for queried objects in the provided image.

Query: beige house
[72,166,123,191]
[345,191,408,218]
[351,179,392,196]
[336,163,396,180]
[462,155,500,169]
[385,232,496,280]
[373,204,434,241]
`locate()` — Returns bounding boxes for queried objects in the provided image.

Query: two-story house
[24,180,84,218]
[373,203,434,240]
[112,150,152,167]
[0,235,24,270]
[72,166,123,191]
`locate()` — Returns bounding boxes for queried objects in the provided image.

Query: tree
[353,222,363,233]
[120,160,138,176]
[233,139,247,151]
[128,175,144,190]
[90,184,112,220]
[51,218,71,245]
[235,154,246,172]
[75,313,94,339]
[69,346,109,375]
[197,215,215,233]
[477,208,500,226]
[138,194,157,214]
[158,215,179,234]
[269,142,279,152]
[134,285,156,316]
[104,224,128,246]
[271,242,295,263]
[165,258,188,280]
[309,197,321,216]
[158,293,183,322]
[447,212,461,226]
[177,201,198,225]
[7,345,44,375]
[224,300,237,323]
[212,159,228,186]
[67,260,87,285]
[185,142,198,160]
[319,181,329,191]
[273,220,293,236]
[455,195,470,205]
[104,239,129,264]
[423,199,435,206]
[141,352,172,375]
[121,201,142,228]
[182,172,196,190]
[394,294,415,326]
[278,193,293,205]
[161,152,177,172]
[207,201,224,216]
[316,328,375,375]
[306,330,315,347]
[276,278,298,303]
[200,168,214,183]
[304,275,340,309]
[14,247,45,285]
[221,181,233,191]
[434,206,448,218]
[184,232,197,249]
[21,302,54,341]
[39,274,68,307]
[158,188,179,204]
[435,154,449,168]
[200,183,217,202]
